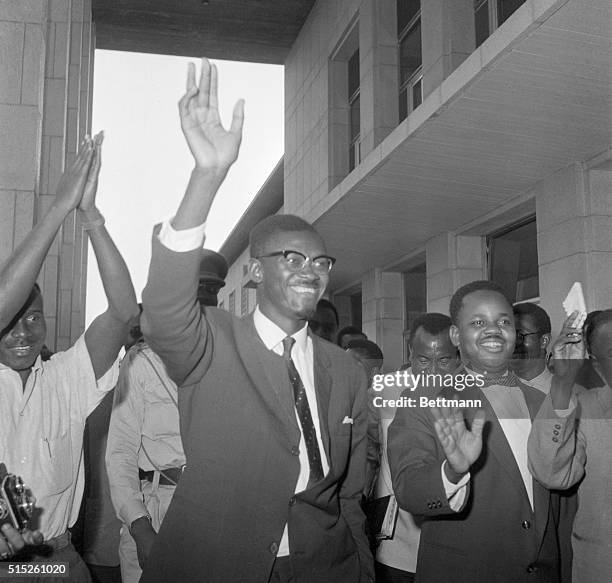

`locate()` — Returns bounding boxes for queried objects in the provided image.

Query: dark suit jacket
[140,236,373,583]
[388,382,560,583]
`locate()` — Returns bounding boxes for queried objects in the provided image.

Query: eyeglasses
[515,331,540,342]
[256,250,336,274]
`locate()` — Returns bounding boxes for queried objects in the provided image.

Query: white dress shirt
[157,218,328,557]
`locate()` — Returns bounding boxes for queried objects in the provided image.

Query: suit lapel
[517,382,550,542]
[461,385,533,510]
[311,333,332,463]
[233,314,300,440]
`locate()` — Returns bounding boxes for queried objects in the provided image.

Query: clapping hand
[179,58,244,177]
[53,137,95,212]
[78,131,104,212]
[431,406,486,481]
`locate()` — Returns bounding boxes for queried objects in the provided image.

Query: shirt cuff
[120,498,150,528]
[554,394,578,418]
[158,218,206,252]
[441,460,470,511]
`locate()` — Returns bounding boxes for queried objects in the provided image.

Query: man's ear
[540,333,551,351]
[248,257,263,284]
[449,325,460,348]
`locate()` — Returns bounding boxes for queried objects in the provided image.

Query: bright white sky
[85,50,284,324]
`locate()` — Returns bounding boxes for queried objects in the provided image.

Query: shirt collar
[253,306,309,355]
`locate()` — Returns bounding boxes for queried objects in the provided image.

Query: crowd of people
[0,58,610,583]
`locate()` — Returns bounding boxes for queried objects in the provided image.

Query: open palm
[432,407,485,474]
[179,58,244,174]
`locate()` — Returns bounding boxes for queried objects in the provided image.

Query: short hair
[337,325,365,345]
[249,214,319,258]
[316,299,339,325]
[585,309,612,355]
[512,302,551,334]
[449,280,510,325]
[409,313,452,346]
[345,339,383,362]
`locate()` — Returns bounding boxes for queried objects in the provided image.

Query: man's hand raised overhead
[179,58,244,178]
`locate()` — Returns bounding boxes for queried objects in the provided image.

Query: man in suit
[529,309,612,583]
[140,58,373,583]
[388,281,560,583]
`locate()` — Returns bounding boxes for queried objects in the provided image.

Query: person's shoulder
[578,385,611,412]
[316,336,358,365]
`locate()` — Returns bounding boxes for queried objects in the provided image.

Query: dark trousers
[375,561,415,583]
[268,557,294,583]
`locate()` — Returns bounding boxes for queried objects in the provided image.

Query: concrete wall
[217,247,256,317]
[0,0,94,351]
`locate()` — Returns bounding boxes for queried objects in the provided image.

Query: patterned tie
[282,336,324,486]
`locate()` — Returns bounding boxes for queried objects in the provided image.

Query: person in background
[0,134,138,579]
[529,309,612,583]
[338,326,367,349]
[345,338,384,500]
[309,298,339,343]
[107,250,228,583]
[511,303,552,393]
[375,313,460,583]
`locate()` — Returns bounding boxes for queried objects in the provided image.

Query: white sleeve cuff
[158,218,206,252]
[554,394,578,418]
[441,460,470,511]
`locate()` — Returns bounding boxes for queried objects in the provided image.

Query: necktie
[282,336,324,486]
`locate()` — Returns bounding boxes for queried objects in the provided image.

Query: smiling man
[139,58,373,583]
[388,281,561,583]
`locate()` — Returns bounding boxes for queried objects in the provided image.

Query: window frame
[397,5,423,121]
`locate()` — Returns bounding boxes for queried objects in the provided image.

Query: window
[398,0,422,122]
[348,49,361,172]
[228,290,236,315]
[488,218,539,303]
[474,0,527,47]
[329,21,359,187]
[240,285,249,316]
[402,263,427,363]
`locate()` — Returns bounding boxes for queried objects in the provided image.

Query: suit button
[269,542,279,555]
[552,437,559,443]
[522,520,531,530]
[436,501,442,508]
[554,424,561,430]
[526,564,538,574]
[291,446,300,456]
[289,496,296,506]
[553,430,559,436]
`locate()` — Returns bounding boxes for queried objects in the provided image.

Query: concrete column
[359,0,399,156]
[421,0,475,99]
[536,164,612,332]
[0,0,94,351]
[426,232,485,314]
[362,268,403,371]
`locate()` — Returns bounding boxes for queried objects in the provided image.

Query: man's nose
[10,319,28,338]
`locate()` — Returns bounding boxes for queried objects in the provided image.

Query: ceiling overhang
[92,0,316,64]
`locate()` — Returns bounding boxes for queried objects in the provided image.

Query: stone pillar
[359,0,399,156]
[536,164,612,332]
[426,232,485,314]
[421,0,475,99]
[362,268,404,371]
[0,0,94,351]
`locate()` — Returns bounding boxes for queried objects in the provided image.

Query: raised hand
[79,131,103,211]
[53,137,95,212]
[178,58,244,175]
[431,406,485,479]
[551,311,586,380]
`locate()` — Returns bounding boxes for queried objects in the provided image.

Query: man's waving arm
[142,58,244,386]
